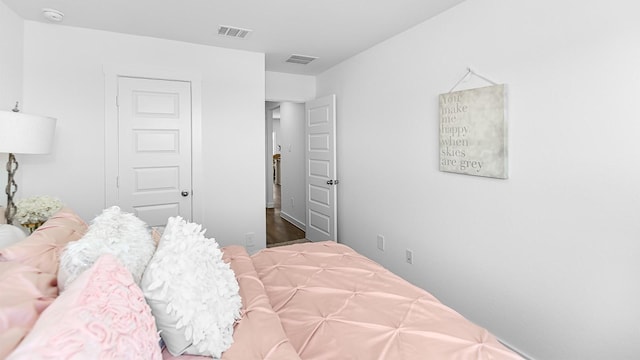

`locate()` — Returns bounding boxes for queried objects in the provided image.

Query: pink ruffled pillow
[7,254,161,360]
[0,208,88,275]
[0,262,57,359]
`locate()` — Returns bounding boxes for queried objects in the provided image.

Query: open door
[305,95,337,242]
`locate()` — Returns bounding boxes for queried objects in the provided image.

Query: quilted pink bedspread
[168,241,520,359]
[163,246,300,360]
[251,241,521,360]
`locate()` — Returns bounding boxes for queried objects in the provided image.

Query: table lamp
[0,103,56,224]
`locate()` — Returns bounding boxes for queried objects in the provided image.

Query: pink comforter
[163,246,300,360]
[169,242,521,359]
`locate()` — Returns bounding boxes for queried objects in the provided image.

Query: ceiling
[2,0,466,76]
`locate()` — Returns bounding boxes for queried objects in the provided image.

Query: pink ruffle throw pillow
[7,254,161,360]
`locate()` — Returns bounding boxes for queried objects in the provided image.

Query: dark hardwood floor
[267,184,305,246]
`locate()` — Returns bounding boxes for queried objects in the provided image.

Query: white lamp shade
[0,111,57,154]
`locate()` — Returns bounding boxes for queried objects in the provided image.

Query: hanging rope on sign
[449,67,498,93]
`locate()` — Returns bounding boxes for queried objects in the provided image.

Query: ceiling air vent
[286,54,318,65]
[218,25,252,39]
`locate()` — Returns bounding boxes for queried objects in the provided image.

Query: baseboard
[279,211,306,231]
[266,202,275,209]
[498,338,534,360]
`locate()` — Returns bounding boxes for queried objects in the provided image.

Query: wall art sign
[439,84,508,179]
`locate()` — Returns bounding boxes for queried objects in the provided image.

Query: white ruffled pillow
[141,216,241,358]
[58,206,156,291]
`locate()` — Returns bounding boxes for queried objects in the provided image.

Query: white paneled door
[305,94,337,242]
[117,77,192,227]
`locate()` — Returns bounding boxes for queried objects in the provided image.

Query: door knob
[181,191,189,197]
[326,180,339,185]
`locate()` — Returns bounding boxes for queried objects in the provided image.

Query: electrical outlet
[406,249,413,264]
[245,232,255,247]
[377,235,385,251]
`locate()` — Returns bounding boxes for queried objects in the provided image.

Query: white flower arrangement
[15,195,63,226]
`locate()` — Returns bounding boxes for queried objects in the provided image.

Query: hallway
[266,184,305,246]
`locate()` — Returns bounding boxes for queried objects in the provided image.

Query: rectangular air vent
[286,54,318,65]
[218,25,252,39]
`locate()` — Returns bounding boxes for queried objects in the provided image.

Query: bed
[0,208,522,359]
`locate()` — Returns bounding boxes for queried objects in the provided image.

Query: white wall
[278,102,306,229]
[20,22,266,250]
[0,2,22,110]
[265,71,316,102]
[0,2,24,222]
[316,0,640,359]
[273,118,281,155]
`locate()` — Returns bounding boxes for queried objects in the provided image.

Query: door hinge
[115,95,119,107]
[116,176,119,188]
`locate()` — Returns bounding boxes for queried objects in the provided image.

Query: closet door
[116,77,192,227]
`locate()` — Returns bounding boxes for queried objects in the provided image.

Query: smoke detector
[42,8,64,22]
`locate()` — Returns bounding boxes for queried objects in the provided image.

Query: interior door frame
[265,103,277,209]
[103,65,204,223]
[264,101,307,227]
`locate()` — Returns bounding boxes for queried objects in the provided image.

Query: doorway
[265,102,306,246]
